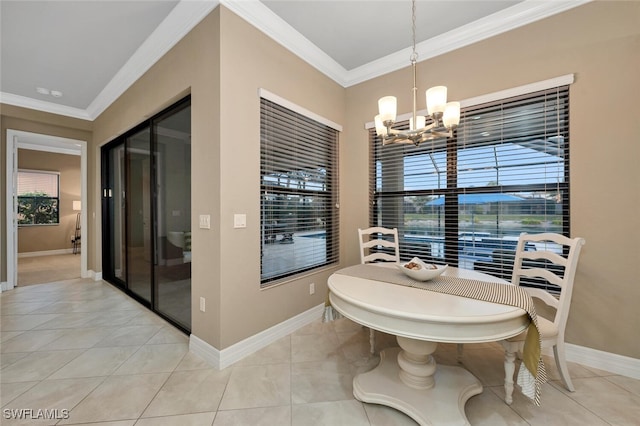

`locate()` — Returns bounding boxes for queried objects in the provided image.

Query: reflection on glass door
[154,103,191,330]
[103,143,126,285]
[126,127,152,304]
[102,96,191,332]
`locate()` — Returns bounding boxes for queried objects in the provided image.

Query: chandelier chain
[410,0,418,63]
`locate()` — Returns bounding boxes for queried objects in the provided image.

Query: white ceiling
[0,0,590,121]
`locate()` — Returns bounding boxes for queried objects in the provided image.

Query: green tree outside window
[17,191,59,225]
[17,170,60,226]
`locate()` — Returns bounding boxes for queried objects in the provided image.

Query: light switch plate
[199,214,210,229]
[234,214,247,228]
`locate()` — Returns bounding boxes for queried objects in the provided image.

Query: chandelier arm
[375,0,460,147]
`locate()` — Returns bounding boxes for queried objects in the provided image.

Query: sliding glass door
[101,96,191,332]
[153,102,191,329]
[103,143,126,286]
[126,127,153,303]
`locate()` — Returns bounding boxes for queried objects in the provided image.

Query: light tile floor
[1,278,639,425]
[17,254,81,287]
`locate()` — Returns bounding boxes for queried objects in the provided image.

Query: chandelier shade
[375,0,460,146]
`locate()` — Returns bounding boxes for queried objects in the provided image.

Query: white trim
[259,88,343,132]
[365,74,575,129]
[19,142,81,156]
[5,130,89,288]
[85,0,217,120]
[189,335,222,369]
[0,1,590,120]
[6,132,17,288]
[558,343,640,380]
[0,1,216,120]
[18,249,74,258]
[191,304,640,381]
[226,0,590,88]
[345,2,589,87]
[189,303,324,370]
[223,0,348,86]
[17,168,61,176]
[460,74,575,109]
[0,93,92,121]
[1,281,12,292]
[90,270,103,282]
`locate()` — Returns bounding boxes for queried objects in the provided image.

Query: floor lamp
[72,200,81,254]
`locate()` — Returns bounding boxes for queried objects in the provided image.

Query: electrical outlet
[199,214,210,229]
[200,297,206,312]
[309,283,315,295]
[234,213,247,228]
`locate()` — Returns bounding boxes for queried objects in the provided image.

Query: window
[371,85,569,291]
[260,93,340,286]
[17,169,60,225]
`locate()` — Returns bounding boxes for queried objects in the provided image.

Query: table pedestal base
[353,347,482,426]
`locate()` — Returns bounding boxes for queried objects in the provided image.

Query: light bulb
[378,96,397,123]
[426,86,447,115]
[409,115,426,131]
[374,115,388,136]
[443,102,460,128]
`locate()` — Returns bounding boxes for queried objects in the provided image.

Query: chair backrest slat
[519,250,568,267]
[511,232,585,333]
[358,227,400,265]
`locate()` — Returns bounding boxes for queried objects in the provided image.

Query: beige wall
[92,7,345,349]
[216,7,345,348]
[343,1,640,359]
[2,2,638,361]
[17,149,81,253]
[0,106,92,281]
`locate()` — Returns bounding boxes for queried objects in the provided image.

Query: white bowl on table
[396,257,448,281]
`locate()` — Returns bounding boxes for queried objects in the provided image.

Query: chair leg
[500,340,518,405]
[369,328,375,355]
[554,341,575,392]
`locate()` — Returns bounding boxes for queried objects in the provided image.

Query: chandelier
[375,0,460,146]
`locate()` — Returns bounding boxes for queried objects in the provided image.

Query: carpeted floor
[17,253,81,286]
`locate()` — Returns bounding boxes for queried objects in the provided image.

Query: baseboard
[88,270,103,281]
[1,281,13,292]
[18,248,74,258]
[189,335,221,369]
[189,303,325,370]
[563,343,640,379]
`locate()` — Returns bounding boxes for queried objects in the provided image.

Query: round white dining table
[328,264,529,426]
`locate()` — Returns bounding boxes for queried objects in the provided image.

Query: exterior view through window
[260,96,339,286]
[371,86,569,291]
[17,170,60,225]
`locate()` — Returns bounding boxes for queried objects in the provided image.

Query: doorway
[4,130,88,291]
[101,96,191,332]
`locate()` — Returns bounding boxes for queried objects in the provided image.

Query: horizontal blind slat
[261,97,339,285]
[370,86,569,292]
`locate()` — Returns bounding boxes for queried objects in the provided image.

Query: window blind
[17,170,59,196]
[260,97,339,285]
[371,86,569,291]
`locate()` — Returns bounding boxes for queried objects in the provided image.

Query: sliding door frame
[101,95,191,333]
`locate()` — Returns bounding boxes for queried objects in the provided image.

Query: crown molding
[0,0,591,120]
[0,92,92,120]
[344,0,592,87]
[0,0,217,121]
[222,0,349,86]
[85,0,219,120]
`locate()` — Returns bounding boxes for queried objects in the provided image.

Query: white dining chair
[500,232,585,404]
[358,226,400,353]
